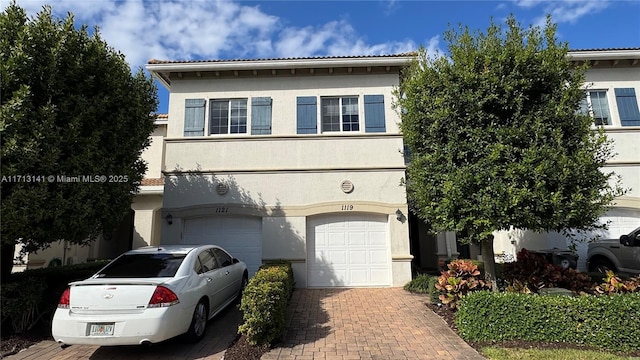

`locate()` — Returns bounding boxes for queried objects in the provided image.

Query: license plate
[89,323,114,336]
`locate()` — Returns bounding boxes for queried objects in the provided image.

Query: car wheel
[185,299,208,343]
[590,259,616,274]
[235,273,248,304]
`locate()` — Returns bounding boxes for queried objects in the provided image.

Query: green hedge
[238,261,294,346]
[456,291,640,352]
[1,261,109,335]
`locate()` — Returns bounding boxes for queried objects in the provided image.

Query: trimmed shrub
[238,261,294,346]
[1,261,109,336]
[436,259,491,310]
[403,274,433,294]
[456,291,640,352]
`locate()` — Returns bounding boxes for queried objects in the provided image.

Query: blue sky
[12,0,640,113]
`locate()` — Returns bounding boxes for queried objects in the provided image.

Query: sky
[10,0,640,114]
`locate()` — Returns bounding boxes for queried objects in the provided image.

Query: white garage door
[308,214,390,287]
[183,216,262,276]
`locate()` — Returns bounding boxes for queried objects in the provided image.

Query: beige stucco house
[145,54,415,287]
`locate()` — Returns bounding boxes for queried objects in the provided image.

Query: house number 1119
[341,205,354,211]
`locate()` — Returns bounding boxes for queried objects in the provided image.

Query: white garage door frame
[182,216,262,276]
[307,213,391,287]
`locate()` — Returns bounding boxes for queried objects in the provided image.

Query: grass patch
[480,347,639,360]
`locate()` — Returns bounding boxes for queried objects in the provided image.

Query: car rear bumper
[51,305,191,346]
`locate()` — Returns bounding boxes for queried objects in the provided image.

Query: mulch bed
[222,334,270,360]
[1,330,51,358]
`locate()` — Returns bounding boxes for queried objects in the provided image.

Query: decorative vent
[216,182,229,195]
[341,180,354,194]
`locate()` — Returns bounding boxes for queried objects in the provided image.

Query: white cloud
[12,0,421,69]
[513,0,611,26]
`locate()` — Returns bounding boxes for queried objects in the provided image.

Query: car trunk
[69,278,167,314]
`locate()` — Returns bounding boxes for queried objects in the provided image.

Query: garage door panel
[349,251,367,265]
[330,251,347,265]
[183,216,262,277]
[348,233,366,246]
[308,214,390,287]
[328,233,346,246]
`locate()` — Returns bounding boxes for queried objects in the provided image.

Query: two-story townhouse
[146,55,416,287]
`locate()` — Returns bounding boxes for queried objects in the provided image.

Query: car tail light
[148,286,180,308]
[58,288,70,309]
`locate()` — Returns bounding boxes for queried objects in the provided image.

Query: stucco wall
[166,73,402,138]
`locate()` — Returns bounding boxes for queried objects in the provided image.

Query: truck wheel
[589,259,616,273]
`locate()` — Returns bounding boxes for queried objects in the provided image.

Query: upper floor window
[580,90,611,126]
[184,97,271,137]
[322,97,359,132]
[297,94,386,134]
[210,99,247,134]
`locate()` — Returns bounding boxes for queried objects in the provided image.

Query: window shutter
[297,96,317,134]
[184,99,205,136]
[364,95,386,133]
[251,97,272,135]
[614,88,640,126]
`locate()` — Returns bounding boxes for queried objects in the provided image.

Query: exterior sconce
[166,214,173,225]
[395,209,403,221]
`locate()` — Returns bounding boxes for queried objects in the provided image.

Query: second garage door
[308,214,391,287]
[182,216,262,276]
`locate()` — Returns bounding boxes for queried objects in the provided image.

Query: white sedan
[52,245,248,346]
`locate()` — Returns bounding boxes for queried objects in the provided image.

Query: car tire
[235,272,248,304]
[589,259,616,274]
[184,299,208,343]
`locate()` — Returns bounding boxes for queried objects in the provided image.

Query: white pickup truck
[587,226,640,274]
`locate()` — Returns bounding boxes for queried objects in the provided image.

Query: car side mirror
[620,234,631,246]
[232,258,239,264]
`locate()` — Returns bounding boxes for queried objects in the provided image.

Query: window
[296,94,386,134]
[212,248,233,267]
[197,249,218,273]
[580,91,611,126]
[210,99,247,134]
[96,253,186,278]
[321,97,359,132]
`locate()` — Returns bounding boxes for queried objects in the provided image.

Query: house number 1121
[341,205,354,211]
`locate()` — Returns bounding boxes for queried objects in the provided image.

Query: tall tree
[0,3,157,279]
[396,15,624,287]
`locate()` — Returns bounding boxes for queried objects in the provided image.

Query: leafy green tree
[0,3,157,279]
[396,15,624,287]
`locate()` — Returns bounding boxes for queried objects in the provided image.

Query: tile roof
[141,178,164,186]
[147,53,416,65]
[569,47,640,52]
[155,114,168,119]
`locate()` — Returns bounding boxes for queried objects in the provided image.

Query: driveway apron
[262,288,484,360]
[5,288,483,360]
[3,304,242,360]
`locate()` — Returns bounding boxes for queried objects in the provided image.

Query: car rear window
[96,253,186,278]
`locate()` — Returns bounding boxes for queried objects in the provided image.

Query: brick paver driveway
[4,304,242,360]
[262,288,484,360]
[6,288,483,360]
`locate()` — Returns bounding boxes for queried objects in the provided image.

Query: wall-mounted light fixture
[395,209,403,221]
[166,214,173,225]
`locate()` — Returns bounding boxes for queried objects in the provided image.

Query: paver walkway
[5,288,484,360]
[4,304,242,360]
[262,288,484,360]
